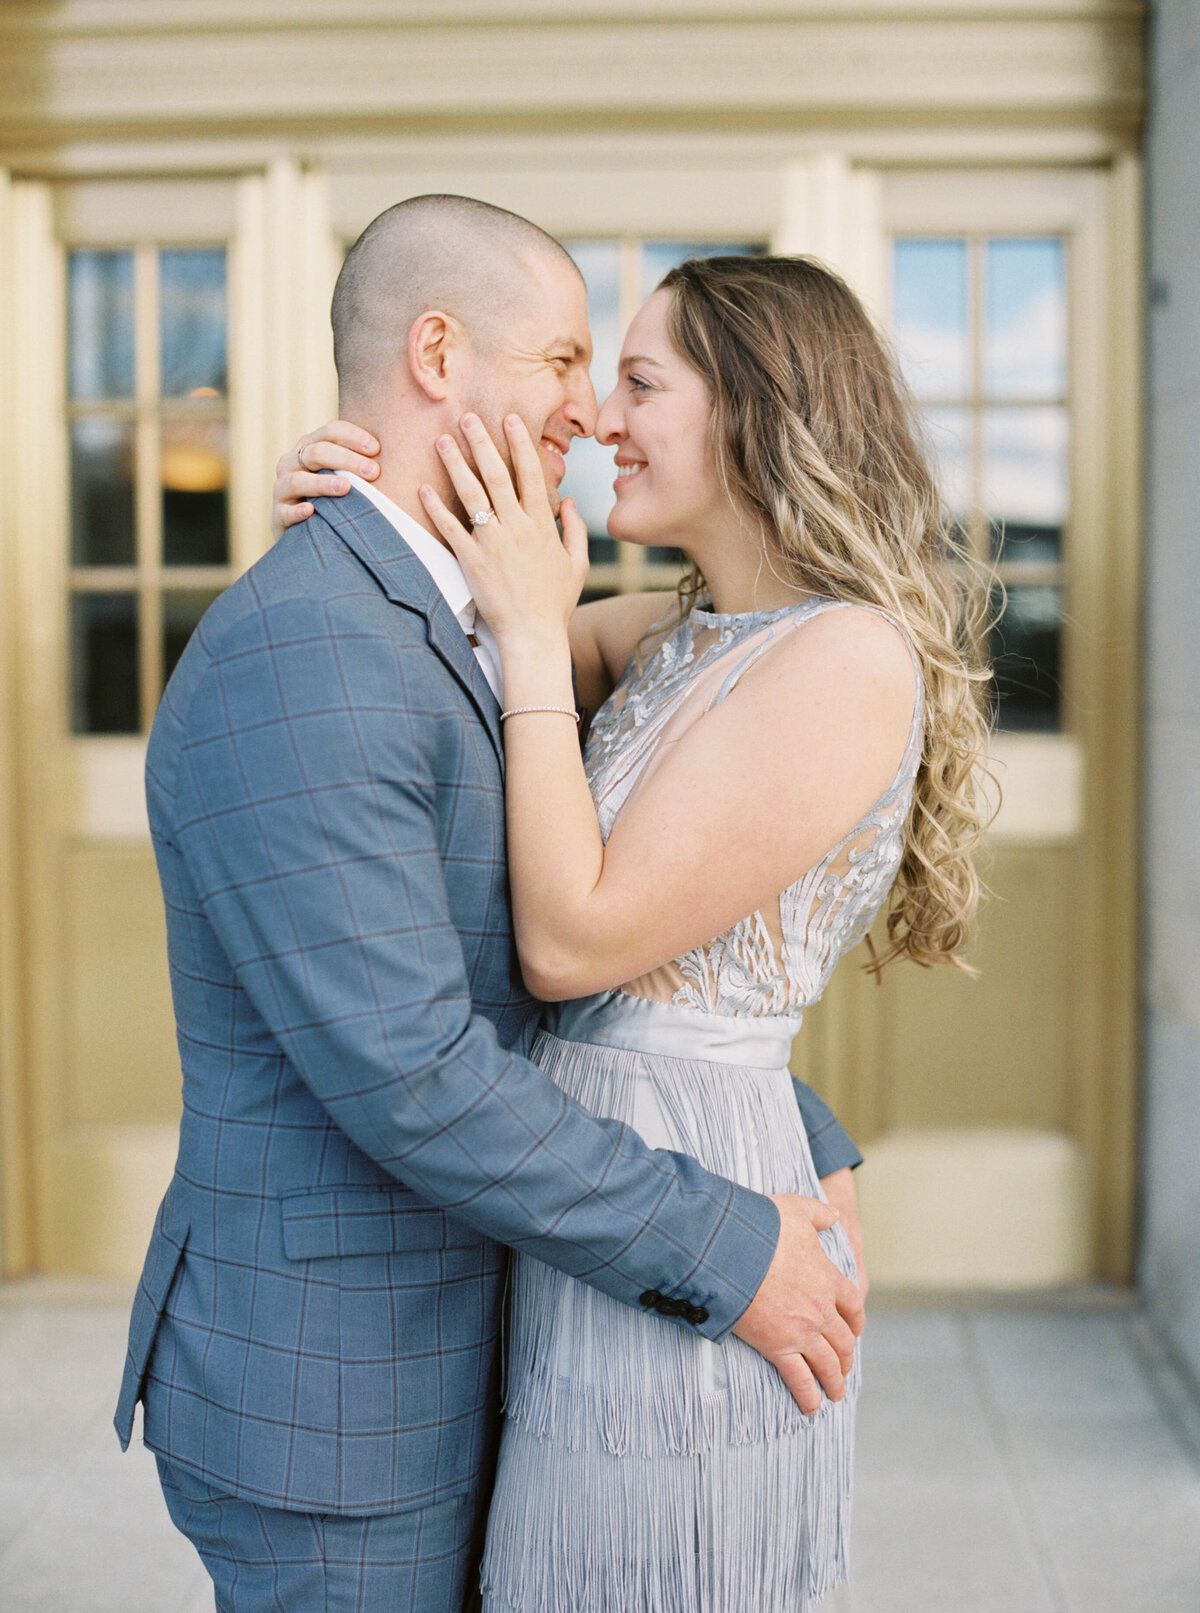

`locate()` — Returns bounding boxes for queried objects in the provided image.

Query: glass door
[797,167,1140,1284]
[5,179,253,1276]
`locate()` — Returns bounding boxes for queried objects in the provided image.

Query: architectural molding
[0,1,1152,32]
[0,6,1145,163]
[2,125,1136,185]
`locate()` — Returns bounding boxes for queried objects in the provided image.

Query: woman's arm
[423,414,917,1003]
[569,591,679,721]
[503,604,916,998]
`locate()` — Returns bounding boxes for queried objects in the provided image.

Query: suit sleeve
[792,1080,863,1176]
[171,596,779,1342]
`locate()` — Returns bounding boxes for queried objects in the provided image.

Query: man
[117,194,865,1612]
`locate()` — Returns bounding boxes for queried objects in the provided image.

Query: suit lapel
[315,487,504,767]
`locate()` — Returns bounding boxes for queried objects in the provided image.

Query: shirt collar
[342,472,475,626]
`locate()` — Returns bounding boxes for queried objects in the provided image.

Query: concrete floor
[1,1281,1199,1612]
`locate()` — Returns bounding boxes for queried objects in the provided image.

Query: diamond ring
[472,509,495,526]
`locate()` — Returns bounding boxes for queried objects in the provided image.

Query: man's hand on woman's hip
[731,1192,865,1416]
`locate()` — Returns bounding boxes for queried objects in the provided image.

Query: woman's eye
[628,375,650,392]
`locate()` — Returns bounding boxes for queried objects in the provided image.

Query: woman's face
[595,289,733,552]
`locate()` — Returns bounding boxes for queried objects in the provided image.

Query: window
[891,236,1069,731]
[561,239,763,600]
[67,245,235,733]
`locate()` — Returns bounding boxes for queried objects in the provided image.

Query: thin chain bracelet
[499,705,580,725]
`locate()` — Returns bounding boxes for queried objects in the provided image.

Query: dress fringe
[480,1022,860,1613]
[482,1403,856,1613]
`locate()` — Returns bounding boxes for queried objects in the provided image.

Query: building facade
[0,3,1154,1320]
[1140,0,1200,1396]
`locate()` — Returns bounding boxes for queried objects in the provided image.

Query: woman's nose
[595,388,624,446]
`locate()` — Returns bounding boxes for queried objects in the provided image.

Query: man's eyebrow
[549,339,590,359]
[619,354,665,372]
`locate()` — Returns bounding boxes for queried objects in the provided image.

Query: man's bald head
[331,194,582,409]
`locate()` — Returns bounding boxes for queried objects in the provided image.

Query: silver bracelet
[499,705,580,725]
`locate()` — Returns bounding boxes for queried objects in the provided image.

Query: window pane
[984,238,1066,402]
[160,248,228,398]
[982,407,1067,560]
[892,239,969,400]
[990,583,1062,732]
[70,417,135,566]
[68,250,134,401]
[562,240,622,563]
[71,592,139,733]
[640,240,760,301]
[162,419,229,565]
[163,589,222,685]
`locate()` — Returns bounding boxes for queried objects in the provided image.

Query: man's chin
[539,464,564,517]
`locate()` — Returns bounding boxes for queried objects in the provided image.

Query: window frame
[66,241,236,734]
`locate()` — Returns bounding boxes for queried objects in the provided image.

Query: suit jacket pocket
[279,1186,481,1261]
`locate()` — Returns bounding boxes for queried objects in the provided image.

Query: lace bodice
[585,597,924,1020]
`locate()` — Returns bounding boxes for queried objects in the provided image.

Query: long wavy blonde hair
[658,254,994,971]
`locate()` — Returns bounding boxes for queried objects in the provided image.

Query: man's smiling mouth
[540,437,569,483]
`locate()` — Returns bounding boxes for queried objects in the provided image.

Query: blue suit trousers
[157,1457,486,1613]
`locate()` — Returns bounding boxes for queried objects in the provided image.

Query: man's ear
[407,309,465,403]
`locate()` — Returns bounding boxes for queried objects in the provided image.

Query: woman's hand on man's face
[419,414,589,646]
[271,421,381,539]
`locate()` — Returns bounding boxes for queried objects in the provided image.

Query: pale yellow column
[4,181,69,1276]
[772,153,886,324]
[0,166,33,1275]
[232,158,339,575]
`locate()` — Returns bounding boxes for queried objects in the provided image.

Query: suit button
[655,1296,685,1318]
[639,1289,661,1309]
[686,1304,709,1326]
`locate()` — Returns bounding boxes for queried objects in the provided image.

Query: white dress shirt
[341,472,504,701]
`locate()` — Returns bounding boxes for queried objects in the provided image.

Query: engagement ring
[472,509,495,526]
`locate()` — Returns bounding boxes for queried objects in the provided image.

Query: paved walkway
[2,1280,1198,1612]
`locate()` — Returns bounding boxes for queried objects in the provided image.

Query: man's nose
[566,369,599,439]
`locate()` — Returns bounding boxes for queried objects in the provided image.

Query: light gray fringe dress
[481,598,924,1613]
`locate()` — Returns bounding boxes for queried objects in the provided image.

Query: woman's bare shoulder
[733,601,918,749]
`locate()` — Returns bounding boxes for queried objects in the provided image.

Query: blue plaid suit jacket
[115,486,859,1516]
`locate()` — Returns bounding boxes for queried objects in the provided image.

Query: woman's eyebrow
[619,354,666,373]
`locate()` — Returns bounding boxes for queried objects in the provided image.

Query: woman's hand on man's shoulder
[271,421,381,538]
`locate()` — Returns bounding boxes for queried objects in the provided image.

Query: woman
[274,254,990,1612]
